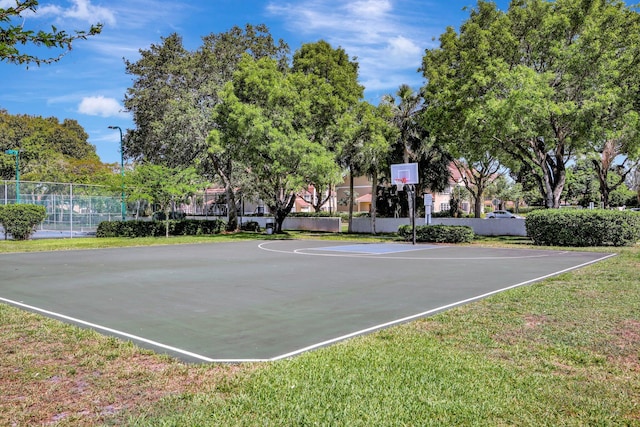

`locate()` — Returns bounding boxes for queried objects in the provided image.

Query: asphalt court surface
[0,240,614,362]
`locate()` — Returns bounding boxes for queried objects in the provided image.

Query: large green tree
[422,0,640,208]
[0,110,102,181]
[292,40,363,143]
[292,40,364,212]
[209,55,341,233]
[123,25,288,230]
[1,0,101,65]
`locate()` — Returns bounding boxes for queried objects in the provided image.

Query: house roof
[355,193,372,203]
[449,163,467,183]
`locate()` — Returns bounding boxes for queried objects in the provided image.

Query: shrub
[240,221,261,232]
[0,204,47,240]
[517,206,544,215]
[171,219,225,236]
[398,224,474,243]
[431,211,452,218]
[526,209,640,246]
[152,211,186,220]
[288,212,337,217]
[96,219,225,238]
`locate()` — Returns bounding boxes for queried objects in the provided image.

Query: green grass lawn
[1,234,638,426]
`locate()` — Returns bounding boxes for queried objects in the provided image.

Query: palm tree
[381,84,423,164]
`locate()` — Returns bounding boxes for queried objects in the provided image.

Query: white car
[486,210,523,219]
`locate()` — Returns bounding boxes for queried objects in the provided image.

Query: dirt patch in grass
[523,313,549,328]
[0,309,247,426]
[607,319,640,371]
[489,313,553,347]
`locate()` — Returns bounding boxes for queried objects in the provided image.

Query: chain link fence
[2,180,123,237]
[1,181,235,237]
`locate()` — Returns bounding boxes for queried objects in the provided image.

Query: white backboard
[390,163,419,185]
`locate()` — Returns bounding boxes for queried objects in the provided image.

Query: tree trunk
[274,210,286,234]
[473,191,483,218]
[164,206,170,238]
[529,139,567,209]
[370,170,377,235]
[348,172,355,233]
[312,185,332,213]
[539,163,565,209]
[472,179,487,218]
[593,154,608,209]
[225,184,238,231]
[552,172,566,208]
[209,155,238,231]
[271,192,296,234]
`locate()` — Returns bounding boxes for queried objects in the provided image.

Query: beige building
[188,164,473,217]
[333,166,471,215]
[335,175,375,213]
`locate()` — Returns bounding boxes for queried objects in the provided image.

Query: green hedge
[240,221,261,232]
[286,212,336,218]
[96,219,226,238]
[526,209,640,246]
[0,204,47,240]
[398,224,475,243]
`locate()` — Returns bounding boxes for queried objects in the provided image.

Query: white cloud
[36,4,63,17]
[38,0,116,26]
[386,35,422,60]
[344,0,392,18]
[78,96,128,118]
[267,0,434,95]
[65,0,115,26]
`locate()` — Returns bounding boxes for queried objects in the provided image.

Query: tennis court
[0,240,613,362]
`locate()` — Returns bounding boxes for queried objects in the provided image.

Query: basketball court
[0,240,613,362]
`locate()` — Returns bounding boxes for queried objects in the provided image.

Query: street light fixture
[107,126,126,220]
[4,149,20,204]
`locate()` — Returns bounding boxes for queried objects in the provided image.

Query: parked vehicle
[486,210,523,219]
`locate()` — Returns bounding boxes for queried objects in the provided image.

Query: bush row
[240,221,261,232]
[0,204,47,240]
[526,209,640,246]
[96,219,226,238]
[398,224,475,243]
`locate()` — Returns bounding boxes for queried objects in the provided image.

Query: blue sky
[1,0,510,164]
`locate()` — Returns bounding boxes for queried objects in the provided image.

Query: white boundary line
[258,241,569,260]
[1,250,617,364]
[267,252,617,361]
[0,296,220,363]
[303,243,439,255]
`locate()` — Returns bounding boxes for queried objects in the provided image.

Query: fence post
[70,183,74,238]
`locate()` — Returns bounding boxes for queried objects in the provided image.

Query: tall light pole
[108,126,126,220]
[4,149,19,204]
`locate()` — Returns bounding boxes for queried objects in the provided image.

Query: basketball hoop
[390,162,419,245]
[390,163,418,186]
[394,177,408,186]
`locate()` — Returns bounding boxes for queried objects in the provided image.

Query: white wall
[351,217,527,236]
